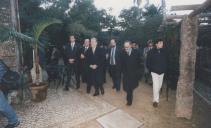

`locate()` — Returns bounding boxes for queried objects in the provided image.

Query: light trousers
[151,72,164,103]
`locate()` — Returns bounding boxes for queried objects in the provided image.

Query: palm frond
[32,19,62,41]
[0,26,11,42]
[10,30,35,44]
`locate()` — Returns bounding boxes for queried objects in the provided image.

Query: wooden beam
[171,4,201,11]
[189,0,211,17]
[166,15,186,20]
[167,13,211,20]
[199,19,211,23]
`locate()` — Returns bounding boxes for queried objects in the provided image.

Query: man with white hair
[86,38,105,96]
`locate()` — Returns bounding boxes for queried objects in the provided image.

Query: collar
[70,42,75,45]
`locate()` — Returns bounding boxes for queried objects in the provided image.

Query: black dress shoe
[153,102,158,108]
[126,102,132,106]
[93,92,100,96]
[100,88,104,95]
[5,121,20,128]
[63,86,69,91]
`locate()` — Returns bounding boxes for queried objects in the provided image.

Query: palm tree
[1,18,62,85]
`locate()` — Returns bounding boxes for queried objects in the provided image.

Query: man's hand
[89,65,97,69]
[106,53,109,59]
[80,54,85,59]
[92,64,98,69]
[69,59,75,64]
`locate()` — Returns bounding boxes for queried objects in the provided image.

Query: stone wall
[196,48,211,86]
[0,0,11,27]
[0,0,19,71]
[192,90,211,128]
[0,0,20,103]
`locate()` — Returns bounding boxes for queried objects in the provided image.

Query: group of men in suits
[63,35,167,107]
[63,35,143,106]
[64,36,105,96]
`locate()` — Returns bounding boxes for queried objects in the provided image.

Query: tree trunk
[175,16,198,119]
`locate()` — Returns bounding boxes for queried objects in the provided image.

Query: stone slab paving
[0,88,115,128]
[97,109,144,128]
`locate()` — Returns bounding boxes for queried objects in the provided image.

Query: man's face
[148,43,153,48]
[84,39,90,47]
[91,38,97,48]
[132,43,136,48]
[156,41,163,49]
[110,40,116,47]
[69,36,75,43]
[124,42,131,51]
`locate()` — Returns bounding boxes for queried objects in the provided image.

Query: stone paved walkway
[0,77,193,128]
[0,88,115,128]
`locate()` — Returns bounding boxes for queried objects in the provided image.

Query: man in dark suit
[108,39,122,92]
[79,39,90,84]
[121,41,142,106]
[64,35,81,90]
[86,38,105,96]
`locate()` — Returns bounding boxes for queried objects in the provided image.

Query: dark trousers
[87,69,103,93]
[126,88,133,104]
[109,65,121,91]
[80,64,88,83]
[66,64,80,88]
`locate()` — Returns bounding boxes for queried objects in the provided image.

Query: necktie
[127,49,131,56]
[71,44,74,50]
[85,47,88,53]
[111,48,116,65]
[92,48,95,54]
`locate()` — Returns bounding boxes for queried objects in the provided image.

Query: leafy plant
[0,18,62,85]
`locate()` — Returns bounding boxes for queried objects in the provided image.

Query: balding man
[121,41,142,106]
[108,39,122,92]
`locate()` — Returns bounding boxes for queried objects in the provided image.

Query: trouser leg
[158,73,164,91]
[65,66,72,88]
[0,90,18,124]
[126,88,133,104]
[151,72,160,103]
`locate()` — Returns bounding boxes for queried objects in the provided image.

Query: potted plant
[1,19,62,102]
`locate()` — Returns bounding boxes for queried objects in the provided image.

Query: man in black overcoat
[121,41,142,106]
[86,38,105,96]
[64,35,81,90]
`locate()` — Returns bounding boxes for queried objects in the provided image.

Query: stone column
[175,16,199,119]
[0,0,21,104]
[0,0,20,71]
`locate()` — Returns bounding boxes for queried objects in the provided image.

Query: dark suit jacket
[86,47,105,85]
[121,49,142,91]
[79,47,89,71]
[64,43,81,66]
[108,47,122,68]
